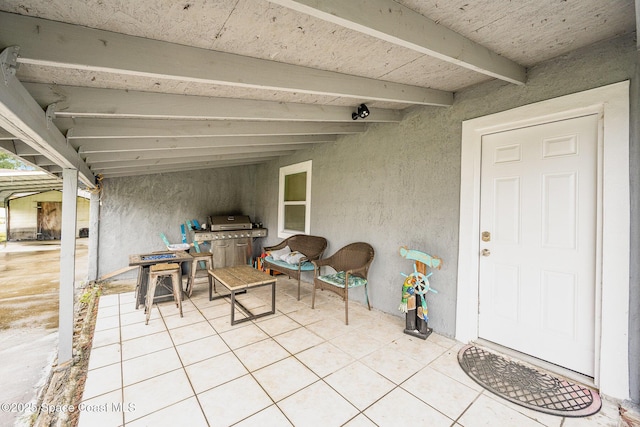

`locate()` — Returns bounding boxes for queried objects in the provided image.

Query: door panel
[478,114,598,376]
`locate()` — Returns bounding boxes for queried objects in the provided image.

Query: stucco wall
[93,33,638,402]
[97,166,256,278]
[255,34,637,340]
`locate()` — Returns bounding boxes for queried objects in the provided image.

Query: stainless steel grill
[193,215,267,268]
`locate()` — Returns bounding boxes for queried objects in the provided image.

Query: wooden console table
[208,265,276,325]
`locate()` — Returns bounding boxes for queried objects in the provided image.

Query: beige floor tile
[233,404,293,427]
[118,295,138,315]
[119,310,150,327]
[428,332,458,349]
[388,334,449,366]
[429,347,484,392]
[219,323,270,349]
[234,338,290,371]
[77,389,123,427]
[82,363,122,401]
[253,357,320,402]
[401,365,480,420]
[325,361,395,410]
[343,413,378,426]
[120,330,173,361]
[273,327,325,354]
[364,387,453,427]
[295,342,355,378]
[175,334,230,366]
[126,396,208,427]
[563,398,620,427]
[330,329,385,359]
[198,375,272,427]
[92,327,121,349]
[168,320,216,346]
[123,369,194,423]
[199,302,233,320]
[255,314,301,336]
[285,305,325,325]
[482,391,563,427]
[120,318,166,342]
[185,351,248,393]
[208,313,249,334]
[96,304,119,319]
[361,345,424,384]
[98,294,120,309]
[361,322,405,345]
[305,317,355,340]
[87,343,121,371]
[161,307,207,329]
[458,394,547,427]
[275,296,313,315]
[278,380,359,427]
[121,347,182,386]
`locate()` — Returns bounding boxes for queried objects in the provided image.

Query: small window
[278,161,312,238]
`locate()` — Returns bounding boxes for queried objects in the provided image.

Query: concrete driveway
[0,239,87,426]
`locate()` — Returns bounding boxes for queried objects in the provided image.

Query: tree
[0,152,30,169]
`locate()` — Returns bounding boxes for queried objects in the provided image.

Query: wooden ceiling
[0,0,635,186]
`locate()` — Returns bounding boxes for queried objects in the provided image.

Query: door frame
[455,81,630,400]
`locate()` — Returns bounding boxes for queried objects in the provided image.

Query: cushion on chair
[317,271,368,288]
[269,246,292,261]
[283,251,305,265]
[265,256,315,271]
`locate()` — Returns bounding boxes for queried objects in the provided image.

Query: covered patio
[0,1,638,425]
[79,277,620,426]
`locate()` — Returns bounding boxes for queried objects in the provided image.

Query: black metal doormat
[457,345,601,417]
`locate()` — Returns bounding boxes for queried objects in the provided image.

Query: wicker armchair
[263,234,328,300]
[312,242,375,325]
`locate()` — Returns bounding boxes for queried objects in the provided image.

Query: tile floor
[79,276,620,427]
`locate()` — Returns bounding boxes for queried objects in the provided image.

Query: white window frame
[278,160,312,238]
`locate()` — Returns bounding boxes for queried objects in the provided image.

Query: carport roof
[0,168,62,201]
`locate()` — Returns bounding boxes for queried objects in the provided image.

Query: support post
[58,168,78,365]
[87,191,100,281]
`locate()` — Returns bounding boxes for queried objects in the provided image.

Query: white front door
[478,114,598,376]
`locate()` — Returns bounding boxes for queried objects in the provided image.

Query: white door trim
[455,81,630,400]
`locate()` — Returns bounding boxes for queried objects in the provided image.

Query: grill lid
[208,215,252,230]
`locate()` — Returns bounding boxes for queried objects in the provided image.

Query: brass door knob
[481,249,491,257]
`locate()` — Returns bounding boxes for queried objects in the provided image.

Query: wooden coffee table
[208,265,276,325]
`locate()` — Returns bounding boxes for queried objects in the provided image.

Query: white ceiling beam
[0,127,13,140]
[1,11,452,106]
[90,151,289,171]
[84,147,299,164]
[0,183,62,192]
[98,160,266,178]
[1,139,40,156]
[60,118,365,139]
[23,83,402,123]
[74,135,335,154]
[0,49,94,187]
[636,0,640,49]
[268,0,526,85]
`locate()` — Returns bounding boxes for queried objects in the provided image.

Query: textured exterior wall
[628,49,640,404]
[255,34,637,339]
[97,166,256,278]
[94,33,638,402]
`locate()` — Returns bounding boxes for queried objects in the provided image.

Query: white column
[59,168,78,365]
[87,191,100,281]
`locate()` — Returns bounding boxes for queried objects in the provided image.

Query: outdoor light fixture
[352,103,370,120]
